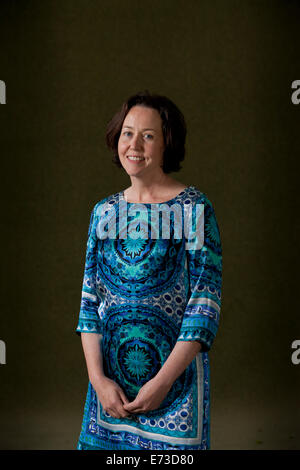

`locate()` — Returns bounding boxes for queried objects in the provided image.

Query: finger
[119,390,130,405]
[123,402,134,411]
[110,409,130,419]
[130,409,144,414]
[123,399,138,409]
[107,405,121,419]
[116,392,131,416]
[126,403,144,413]
[108,400,130,419]
[118,407,131,418]
[117,402,131,417]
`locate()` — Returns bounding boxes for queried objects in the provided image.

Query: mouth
[127,155,145,163]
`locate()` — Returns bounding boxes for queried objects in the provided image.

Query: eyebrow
[123,126,156,132]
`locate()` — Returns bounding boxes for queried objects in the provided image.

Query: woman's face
[117,105,165,178]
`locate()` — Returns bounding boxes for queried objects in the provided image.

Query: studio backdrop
[0,0,299,450]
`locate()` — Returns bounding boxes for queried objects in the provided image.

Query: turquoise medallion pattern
[76,185,222,450]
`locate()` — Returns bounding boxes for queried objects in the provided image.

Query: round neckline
[120,185,194,205]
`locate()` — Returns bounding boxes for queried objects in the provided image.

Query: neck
[128,174,173,199]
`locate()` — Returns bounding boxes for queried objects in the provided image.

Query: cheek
[118,139,125,155]
[154,142,164,157]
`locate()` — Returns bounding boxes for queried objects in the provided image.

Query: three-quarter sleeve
[177,194,222,352]
[76,203,103,336]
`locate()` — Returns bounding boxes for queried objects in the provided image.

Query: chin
[123,165,145,176]
[126,170,144,177]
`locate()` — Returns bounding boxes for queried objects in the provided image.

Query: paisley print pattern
[76,185,222,450]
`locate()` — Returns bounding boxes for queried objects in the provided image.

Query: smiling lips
[127,155,145,162]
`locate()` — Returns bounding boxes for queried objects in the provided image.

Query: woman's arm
[81,332,131,418]
[81,332,106,386]
[123,340,201,414]
[155,340,202,388]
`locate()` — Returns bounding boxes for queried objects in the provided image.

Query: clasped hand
[96,376,172,419]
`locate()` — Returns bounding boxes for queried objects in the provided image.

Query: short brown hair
[105,90,186,173]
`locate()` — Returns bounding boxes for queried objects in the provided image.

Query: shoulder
[185,187,221,227]
[185,185,214,208]
[90,190,122,217]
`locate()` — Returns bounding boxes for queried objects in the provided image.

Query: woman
[76,91,222,450]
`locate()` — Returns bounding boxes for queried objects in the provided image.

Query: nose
[130,133,143,150]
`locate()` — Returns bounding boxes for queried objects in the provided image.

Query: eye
[144,134,153,140]
[123,131,132,137]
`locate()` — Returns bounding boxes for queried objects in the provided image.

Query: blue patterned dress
[76,185,222,450]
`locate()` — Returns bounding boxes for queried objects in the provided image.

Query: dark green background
[0,0,299,449]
